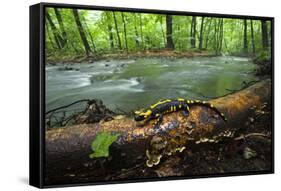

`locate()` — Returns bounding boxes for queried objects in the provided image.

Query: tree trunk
[199,17,205,50]
[204,18,212,49]
[159,16,166,47]
[45,79,271,185]
[166,15,174,49]
[261,20,269,49]
[243,19,248,53]
[72,9,92,57]
[121,12,129,53]
[218,18,224,53]
[105,13,114,50]
[46,11,64,49]
[45,23,56,50]
[81,16,96,53]
[250,20,256,55]
[139,14,144,49]
[112,12,122,50]
[108,24,114,49]
[54,8,67,47]
[133,14,140,48]
[190,16,197,48]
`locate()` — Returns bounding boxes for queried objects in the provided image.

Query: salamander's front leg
[181,103,190,117]
[153,114,163,129]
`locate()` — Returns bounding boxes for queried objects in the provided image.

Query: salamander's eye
[134,111,146,121]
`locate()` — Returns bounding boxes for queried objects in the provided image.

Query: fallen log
[45,79,272,185]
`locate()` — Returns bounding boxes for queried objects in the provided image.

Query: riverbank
[46,50,217,64]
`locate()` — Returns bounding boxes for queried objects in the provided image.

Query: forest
[45,8,272,62]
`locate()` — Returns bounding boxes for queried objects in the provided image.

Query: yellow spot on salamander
[150,99,171,109]
[178,98,185,101]
[174,106,176,111]
[187,100,190,103]
[142,109,152,118]
[210,104,214,108]
[179,104,182,109]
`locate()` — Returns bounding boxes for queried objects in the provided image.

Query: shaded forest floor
[46,49,215,64]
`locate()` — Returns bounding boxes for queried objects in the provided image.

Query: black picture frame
[30,2,274,188]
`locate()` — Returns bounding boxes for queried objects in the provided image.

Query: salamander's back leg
[181,110,189,117]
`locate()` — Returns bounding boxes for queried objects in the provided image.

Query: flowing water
[46,56,257,113]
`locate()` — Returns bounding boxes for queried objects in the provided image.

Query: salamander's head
[134,109,152,121]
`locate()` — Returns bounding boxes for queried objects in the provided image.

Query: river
[46,56,257,113]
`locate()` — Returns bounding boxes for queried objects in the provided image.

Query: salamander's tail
[186,100,227,122]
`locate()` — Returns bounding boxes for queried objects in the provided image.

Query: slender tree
[250,20,256,54]
[105,13,114,49]
[72,9,92,57]
[166,15,174,49]
[112,12,122,50]
[261,20,269,49]
[46,23,56,50]
[190,16,197,48]
[204,18,212,49]
[243,19,248,53]
[81,16,96,53]
[46,11,64,49]
[218,18,224,53]
[121,12,129,53]
[199,17,205,50]
[139,14,144,49]
[54,8,67,47]
[133,14,140,48]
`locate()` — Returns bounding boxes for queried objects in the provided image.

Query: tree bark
[72,9,92,57]
[45,79,271,184]
[166,15,174,49]
[112,12,122,50]
[243,19,248,53]
[190,16,197,48]
[139,14,144,49]
[250,20,256,55]
[199,17,205,50]
[54,8,67,47]
[46,11,64,49]
[218,18,224,53]
[261,20,269,49]
[105,13,114,49]
[133,14,140,48]
[204,18,212,49]
[121,12,129,53]
[81,16,96,53]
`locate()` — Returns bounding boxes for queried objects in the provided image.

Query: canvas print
[44,6,273,186]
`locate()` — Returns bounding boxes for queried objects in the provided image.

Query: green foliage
[45,7,272,62]
[89,132,120,158]
[254,50,271,65]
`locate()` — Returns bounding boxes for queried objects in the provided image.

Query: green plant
[89,132,121,158]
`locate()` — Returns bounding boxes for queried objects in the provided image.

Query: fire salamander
[134,98,227,129]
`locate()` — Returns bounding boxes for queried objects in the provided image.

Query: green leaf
[89,132,120,158]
